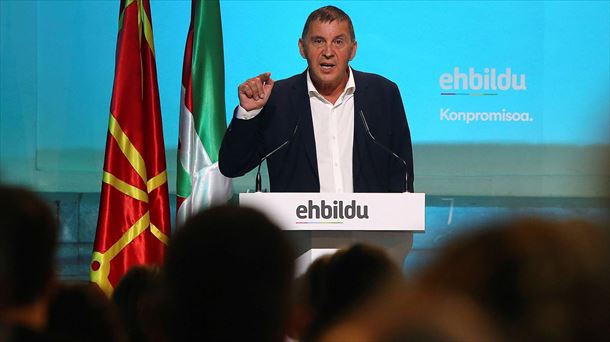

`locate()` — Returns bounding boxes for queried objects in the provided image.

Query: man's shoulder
[264,72,306,106]
[353,70,398,90]
[273,72,306,90]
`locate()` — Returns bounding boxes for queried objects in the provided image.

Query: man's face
[299,20,357,92]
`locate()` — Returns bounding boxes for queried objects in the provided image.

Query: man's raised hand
[238,72,275,111]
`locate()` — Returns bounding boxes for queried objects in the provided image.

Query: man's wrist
[235,105,263,120]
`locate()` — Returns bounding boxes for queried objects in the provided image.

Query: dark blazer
[219,69,414,193]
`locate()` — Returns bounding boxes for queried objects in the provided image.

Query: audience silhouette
[301,243,402,341]
[319,217,610,341]
[1,184,608,341]
[164,206,295,342]
[47,282,125,342]
[0,185,58,341]
[112,266,165,342]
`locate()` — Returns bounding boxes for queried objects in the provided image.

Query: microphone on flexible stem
[359,110,409,192]
[255,119,300,192]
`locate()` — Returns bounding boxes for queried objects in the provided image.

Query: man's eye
[333,39,344,47]
[312,38,324,46]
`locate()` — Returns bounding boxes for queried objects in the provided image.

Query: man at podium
[219,6,415,267]
[219,5,414,194]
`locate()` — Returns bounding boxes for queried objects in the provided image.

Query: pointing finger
[259,72,272,84]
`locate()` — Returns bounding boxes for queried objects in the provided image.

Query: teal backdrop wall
[1,1,608,279]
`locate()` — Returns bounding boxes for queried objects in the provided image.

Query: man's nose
[322,43,334,57]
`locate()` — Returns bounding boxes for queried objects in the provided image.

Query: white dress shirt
[236,68,356,193]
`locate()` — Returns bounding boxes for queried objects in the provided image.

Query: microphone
[358,110,409,192]
[255,119,300,192]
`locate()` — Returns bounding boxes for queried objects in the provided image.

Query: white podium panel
[239,192,425,231]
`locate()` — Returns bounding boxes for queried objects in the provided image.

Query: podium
[240,192,425,274]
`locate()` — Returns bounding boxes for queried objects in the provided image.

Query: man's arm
[219,109,265,177]
[390,84,414,193]
[218,73,274,177]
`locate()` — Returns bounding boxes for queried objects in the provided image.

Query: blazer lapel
[291,71,319,179]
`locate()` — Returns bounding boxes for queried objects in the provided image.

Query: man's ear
[349,40,358,61]
[298,38,306,59]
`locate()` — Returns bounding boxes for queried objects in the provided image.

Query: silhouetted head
[164,206,295,342]
[112,265,164,342]
[416,217,610,340]
[0,185,58,311]
[47,282,125,342]
[303,243,401,340]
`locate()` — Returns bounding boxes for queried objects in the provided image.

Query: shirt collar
[306,66,356,102]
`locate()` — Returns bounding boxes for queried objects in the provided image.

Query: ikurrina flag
[91,0,171,296]
[176,0,231,226]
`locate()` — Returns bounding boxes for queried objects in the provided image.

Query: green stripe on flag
[191,1,226,163]
[176,159,192,199]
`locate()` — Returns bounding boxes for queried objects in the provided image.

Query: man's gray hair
[302,6,356,41]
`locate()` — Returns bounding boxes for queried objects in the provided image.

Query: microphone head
[255,165,262,192]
